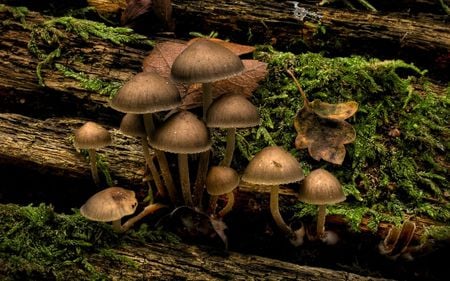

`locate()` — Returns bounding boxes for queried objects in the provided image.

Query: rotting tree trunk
[87,242,394,280]
[0,112,444,242]
[171,0,450,79]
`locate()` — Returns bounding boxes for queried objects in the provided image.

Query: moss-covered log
[0,203,393,281]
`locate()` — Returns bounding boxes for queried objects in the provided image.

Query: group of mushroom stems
[74,39,346,245]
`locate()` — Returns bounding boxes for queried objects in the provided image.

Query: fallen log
[91,241,394,280]
[171,0,449,80]
[0,112,443,243]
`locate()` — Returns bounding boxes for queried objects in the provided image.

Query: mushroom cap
[241,146,304,185]
[149,110,211,154]
[298,168,346,205]
[120,113,147,138]
[206,166,240,196]
[110,72,181,114]
[170,39,245,83]
[80,187,138,222]
[206,94,260,128]
[74,121,112,149]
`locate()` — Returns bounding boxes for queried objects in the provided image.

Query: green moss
[55,63,123,98]
[0,5,29,27]
[25,15,154,86]
[0,203,178,280]
[236,46,449,232]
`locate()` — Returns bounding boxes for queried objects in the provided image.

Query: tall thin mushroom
[171,39,245,206]
[120,113,165,198]
[206,93,259,167]
[110,72,181,204]
[298,168,346,244]
[149,110,211,207]
[242,146,305,246]
[74,121,111,186]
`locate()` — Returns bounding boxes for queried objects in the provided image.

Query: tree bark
[86,241,393,280]
[171,0,449,79]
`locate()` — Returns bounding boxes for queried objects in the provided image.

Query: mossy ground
[1,4,449,280]
[0,203,179,280]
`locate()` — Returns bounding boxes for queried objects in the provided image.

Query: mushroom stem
[121,203,167,232]
[316,204,327,238]
[208,195,219,214]
[88,149,101,186]
[202,82,213,121]
[270,185,295,237]
[221,128,236,167]
[111,219,123,233]
[218,192,235,217]
[143,113,178,205]
[179,153,194,206]
[193,150,210,207]
[140,137,166,198]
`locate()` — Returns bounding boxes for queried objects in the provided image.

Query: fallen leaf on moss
[294,109,356,165]
[310,100,358,120]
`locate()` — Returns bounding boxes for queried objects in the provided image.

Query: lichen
[0,203,179,280]
[236,46,449,233]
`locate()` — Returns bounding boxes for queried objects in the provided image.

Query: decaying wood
[0,113,145,187]
[171,0,449,77]
[88,241,393,280]
[0,112,441,243]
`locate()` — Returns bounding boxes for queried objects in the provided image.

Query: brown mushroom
[206,94,260,167]
[171,39,245,206]
[74,121,112,186]
[149,110,211,206]
[80,186,138,232]
[298,168,346,243]
[206,166,240,217]
[242,146,305,246]
[110,72,181,204]
[120,113,165,198]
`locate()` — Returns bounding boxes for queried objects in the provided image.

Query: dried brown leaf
[142,41,268,109]
[310,100,358,120]
[181,59,268,109]
[294,108,356,165]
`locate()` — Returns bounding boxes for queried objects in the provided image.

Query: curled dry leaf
[120,0,152,26]
[294,108,356,165]
[309,100,358,120]
[142,40,268,108]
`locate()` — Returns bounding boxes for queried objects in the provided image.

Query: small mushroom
[120,113,165,198]
[379,220,419,260]
[110,72,181,204]
[242,146,305,246]
[206,166,240,217]
[74,121,112,186]
[80,186,138,232]
[149,110,211,207]
[298,168,346,243]
[206,94,260,167]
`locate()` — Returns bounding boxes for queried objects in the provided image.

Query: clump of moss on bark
[0,203,178,280]
[235,46,449,232]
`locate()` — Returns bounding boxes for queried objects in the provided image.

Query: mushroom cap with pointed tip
[149,110,211,154]
[170,39,245,83]
[74,121,112,149]
[206,166,240,196]
[110,72,181,114]
[80,187,138,222]
[120,113,147,138]
[206,94,260,128]
[241,146,304,185]
[298,168,346,205]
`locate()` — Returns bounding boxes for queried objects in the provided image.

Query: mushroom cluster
[74,38,351,249]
